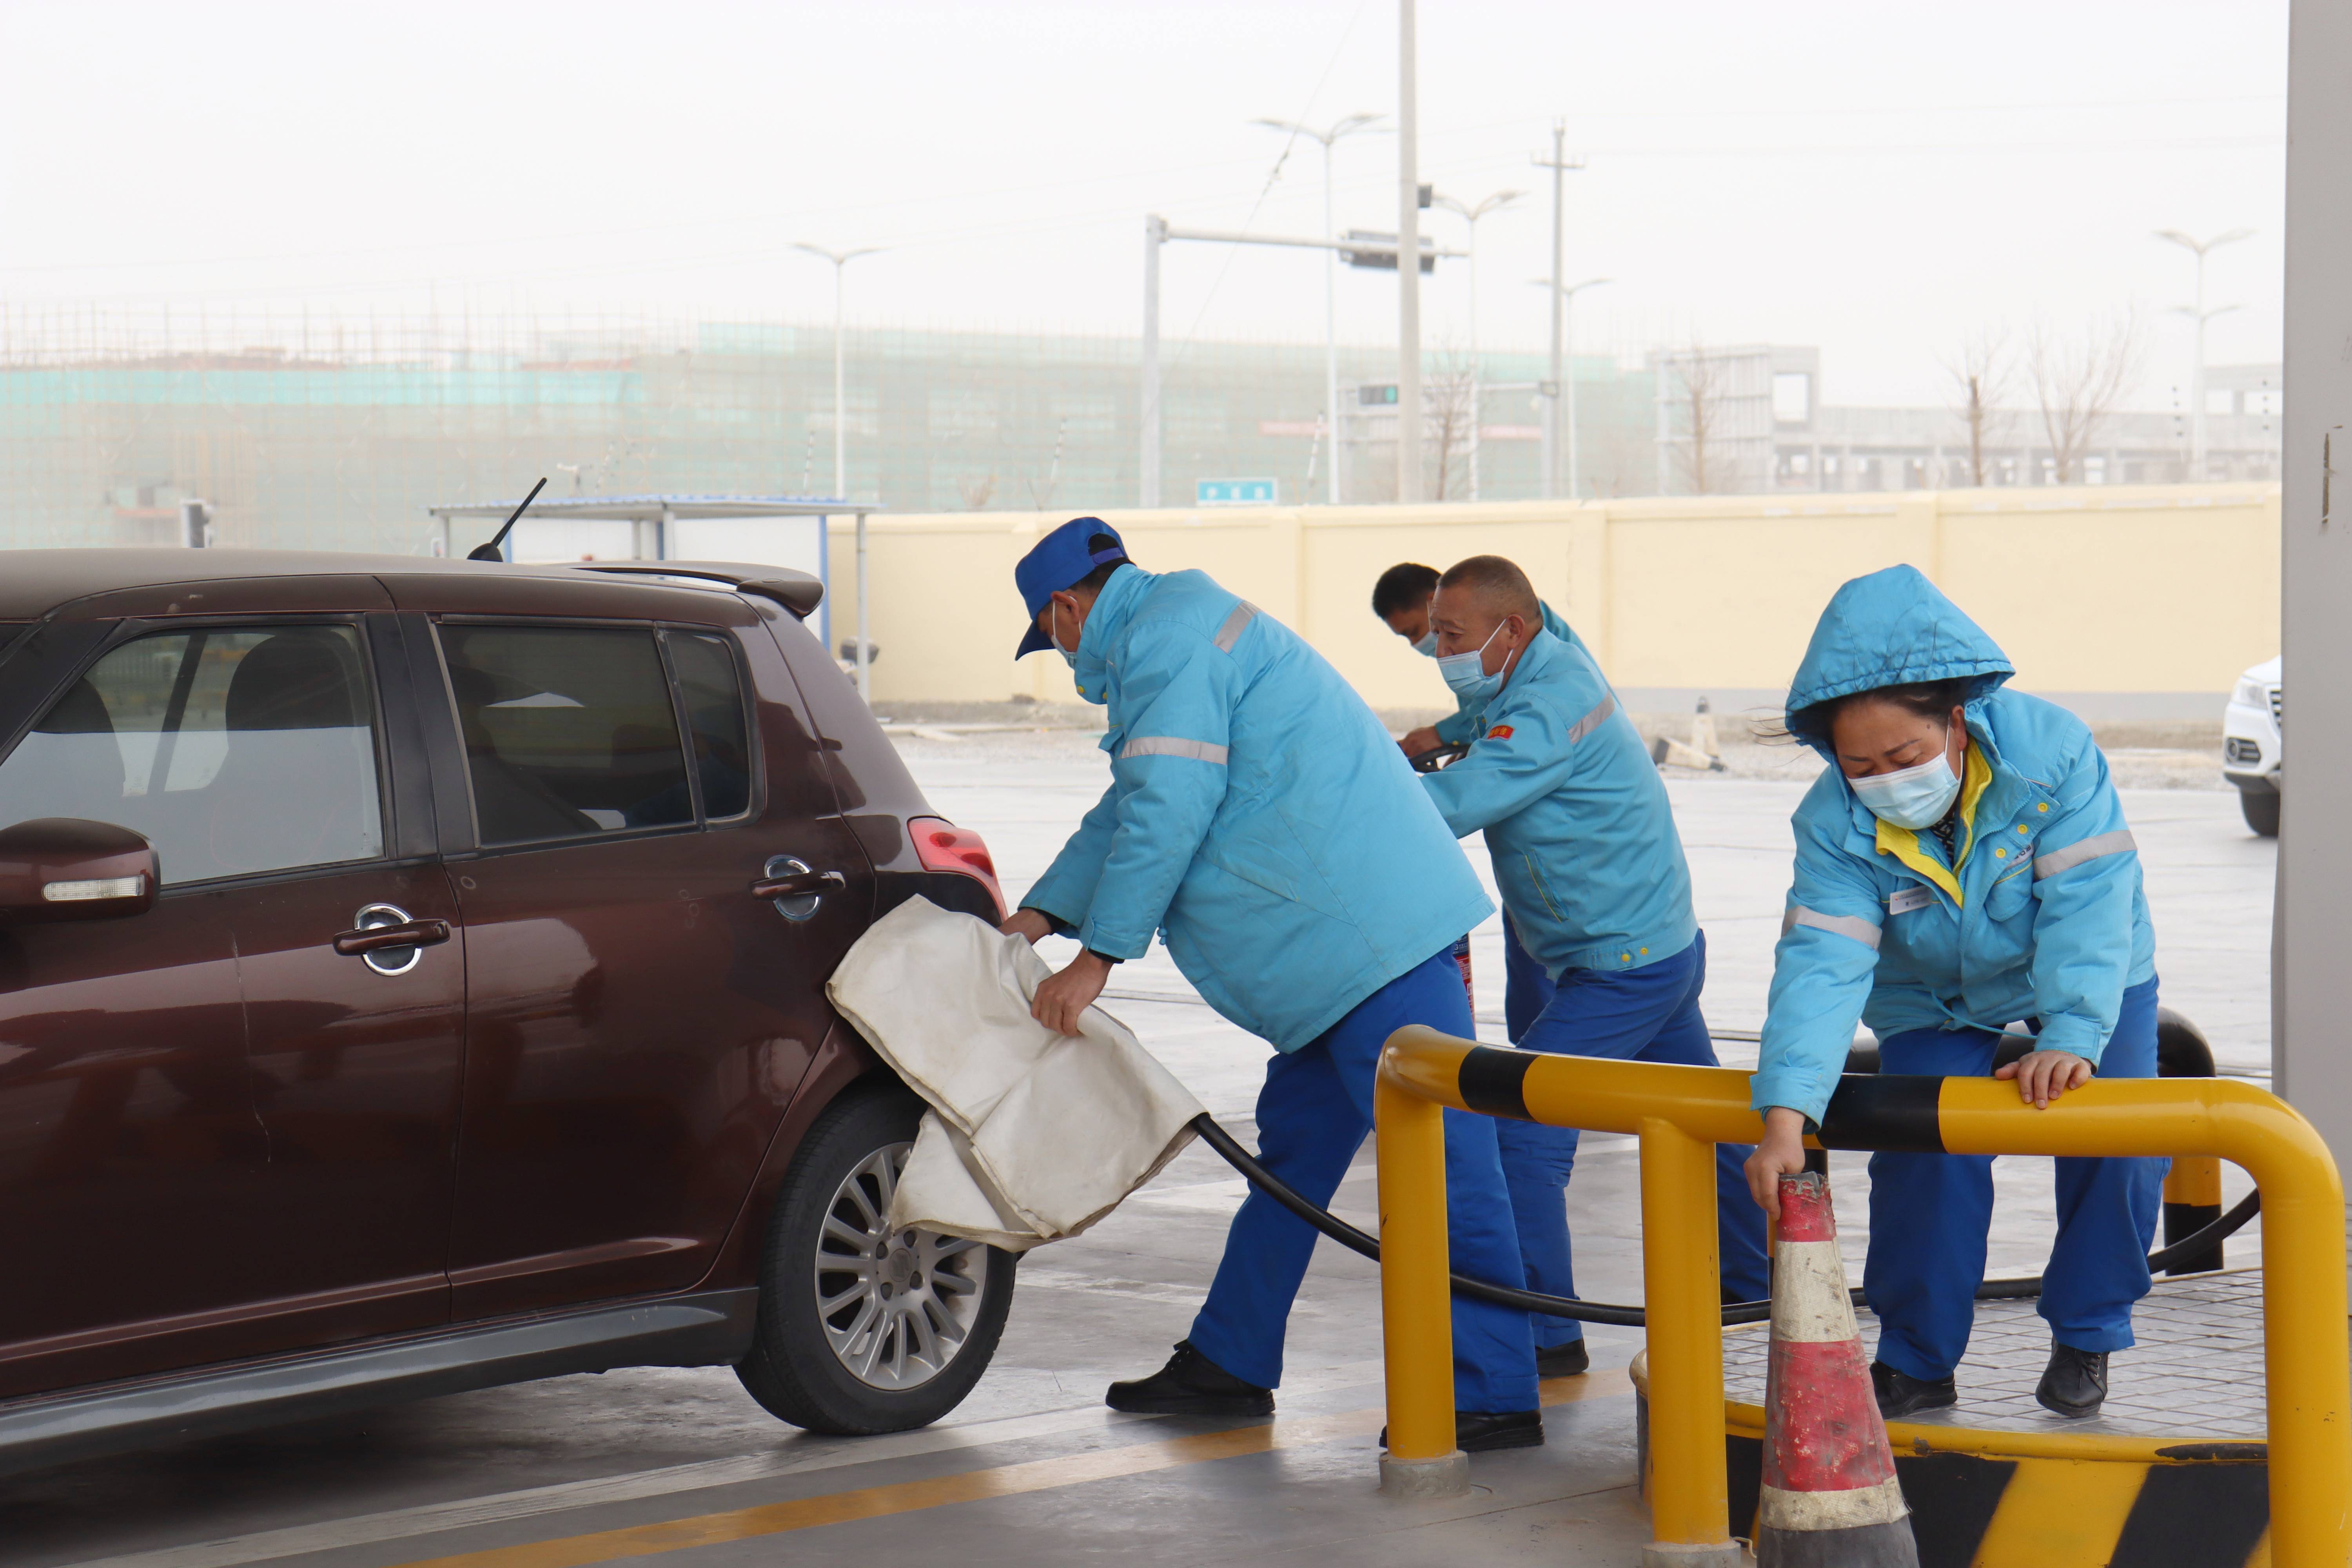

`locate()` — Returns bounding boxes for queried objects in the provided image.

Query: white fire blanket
[825,895,1204,1252]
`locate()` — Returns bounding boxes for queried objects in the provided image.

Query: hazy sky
[0,1,2285,407]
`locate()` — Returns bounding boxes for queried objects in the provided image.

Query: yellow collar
[1871,744,1992,906]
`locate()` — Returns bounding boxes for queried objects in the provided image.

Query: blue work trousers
[1864,976,2165,1382]
[1190,949,1539,1414]
[1498,930,1772,1349]
[1502,911,1554,1044]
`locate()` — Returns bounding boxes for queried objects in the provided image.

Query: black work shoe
[1105,1341,1273,1417]
[2036,1343,2109,1418]
[1870,1359,1958,1420]
[1381,1408,1546,1453]
[1535,1340,1590,1379]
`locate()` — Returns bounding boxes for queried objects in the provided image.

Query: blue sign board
[1196,477,1278,506]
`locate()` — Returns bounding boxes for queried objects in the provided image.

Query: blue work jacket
[1419,628,1698,978]
[1430,601,1586,745]
[1752,566,2156,1125]
[1022,565,1493,1051]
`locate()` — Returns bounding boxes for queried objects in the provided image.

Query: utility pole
[1434,189,1523,501]
[2156,227,2252,478]
[1396,0,1423,504]
[791,242,884,499]
[1532,125,1586,501]
[1251,113,1383,504]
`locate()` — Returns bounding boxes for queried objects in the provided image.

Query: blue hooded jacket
[1752,565,2156,1125]
[1420,628,1697,977]
[1428,601,1586,746]
[1022,564,1494,1051]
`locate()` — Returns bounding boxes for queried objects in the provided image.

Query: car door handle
[750,869,847,901]
[333,919,452,956]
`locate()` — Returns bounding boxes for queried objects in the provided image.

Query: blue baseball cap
[1014,517,1129,657]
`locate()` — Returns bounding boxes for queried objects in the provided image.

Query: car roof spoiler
[568,562,825,619]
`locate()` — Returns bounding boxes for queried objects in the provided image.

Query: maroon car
[0,550,1015,1475]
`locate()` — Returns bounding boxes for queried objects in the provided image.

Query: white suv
[2221,655,2281,837]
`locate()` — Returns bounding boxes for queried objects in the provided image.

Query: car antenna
[467,477,548,562]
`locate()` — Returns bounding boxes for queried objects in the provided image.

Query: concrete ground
[0,729,2274,1568]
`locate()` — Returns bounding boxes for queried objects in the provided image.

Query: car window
[438,623,697,846]
[666,632,753,820]
[0,625,384,885]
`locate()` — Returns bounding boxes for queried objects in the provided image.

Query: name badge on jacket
[1888,886,1936,916]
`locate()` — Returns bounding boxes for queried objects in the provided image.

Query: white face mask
[1847,747,1962,830]
[1051,600,1078,669]
[1436,621,1510,703]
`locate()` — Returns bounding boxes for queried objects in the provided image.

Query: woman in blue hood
[1743,565,2160,1422]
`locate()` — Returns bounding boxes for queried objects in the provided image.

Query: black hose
[1187,1113,2262,1327]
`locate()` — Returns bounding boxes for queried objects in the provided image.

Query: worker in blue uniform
[1372,561,1583,1044]
[1414,555,1770,1376]
[1743,564,2160,1421]
[1004,519,1544,1452]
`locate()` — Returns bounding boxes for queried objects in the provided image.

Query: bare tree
[1665,343,1728,495]
[1425,346,1478,501]
[956,470,998,510]
[1023,418,1067,512]
[2029,313,2143,485]
[1945,328,2011,486]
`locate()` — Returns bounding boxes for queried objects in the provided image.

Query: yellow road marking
[388,1370,1630,1568]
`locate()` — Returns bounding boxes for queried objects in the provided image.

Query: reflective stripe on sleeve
[1120,736,1230,765]
[1780,905,1883,949]
[1213,602,1259,652]
[2033,828,2138,880]
[1566,694,1617,743]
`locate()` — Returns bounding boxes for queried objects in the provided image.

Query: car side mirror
[0,818,159,923]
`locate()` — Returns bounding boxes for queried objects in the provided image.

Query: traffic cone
[1756,1171,1917,1567]
[1650,697,1729,772]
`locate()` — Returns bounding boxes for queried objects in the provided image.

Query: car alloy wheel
[814,1143,993,1391]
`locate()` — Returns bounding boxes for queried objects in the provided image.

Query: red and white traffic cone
[1756,1171,1917,1567]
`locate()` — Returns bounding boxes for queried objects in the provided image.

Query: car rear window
[439,624,698,846]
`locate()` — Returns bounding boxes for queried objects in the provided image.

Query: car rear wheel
[2240,788,2280,838]
[736,1082,1016,1434]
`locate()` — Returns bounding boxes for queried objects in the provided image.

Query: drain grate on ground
[1721,1268,2271,1439]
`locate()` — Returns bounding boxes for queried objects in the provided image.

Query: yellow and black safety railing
[1371,1030,2350,1568]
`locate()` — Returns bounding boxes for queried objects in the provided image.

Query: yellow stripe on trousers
[390,1370,1631,1568]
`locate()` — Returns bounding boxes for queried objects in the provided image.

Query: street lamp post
[1396,0,1423,505]
[2154,227,2252,478]
[1530,276,1611,499]
[792,242,885,500]
[1434,188,1523,500]
[793,241,884,702]
[1532,124,1587,501]
[1251,113,1383,505]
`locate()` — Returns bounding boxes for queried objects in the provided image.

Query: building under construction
[0,307,2279,553]
[0,308,1662,553]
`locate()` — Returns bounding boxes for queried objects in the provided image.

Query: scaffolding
[0,304,1661,554]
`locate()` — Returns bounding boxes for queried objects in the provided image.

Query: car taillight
[910,817,1007,918]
